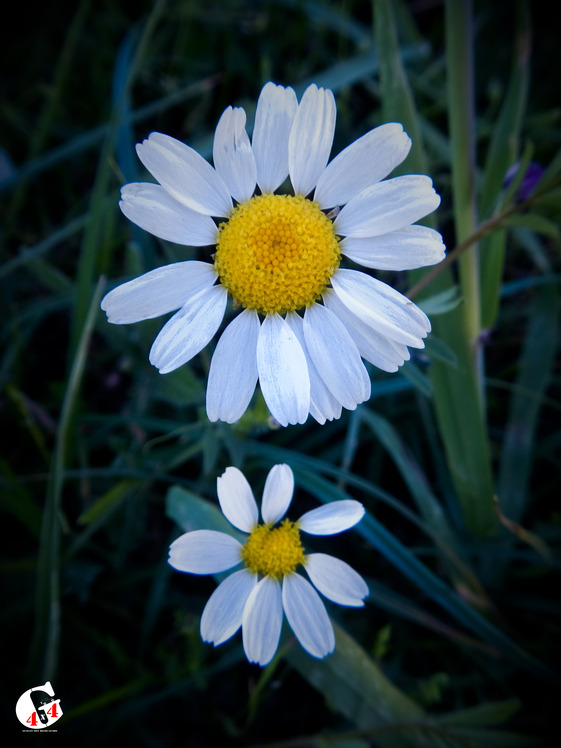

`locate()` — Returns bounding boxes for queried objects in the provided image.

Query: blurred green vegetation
[1,0,560,745]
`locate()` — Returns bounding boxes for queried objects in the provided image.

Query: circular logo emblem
[15,681,63,729]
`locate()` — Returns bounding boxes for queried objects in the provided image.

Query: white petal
[213,106,257,203]
[303,303,370,410]
[119,183,218,246]
[136,132,233,217]
[100,261,217,324]
[217,466,258,533]
[200,568,258,645]
[282,573,334,658]
[304,553,368,607]
[253,82,298,193]
[206,309,260,424]
[168,530,242,573]
[298,499,365,535]
[257,313,310,426]
[242,576,283,666]
[289,84,336,197]
[331,269,430,348]
[334,175,441,238]
[341,225,446,270]
[323,290,409,372]
[314,123,411,209]
[149,284,227,373]
[285,312,342,424]
[261,464,294,525]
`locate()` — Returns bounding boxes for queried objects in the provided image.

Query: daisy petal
[334,175,441,238]
[282,573,334,658]
[200,569,257,646]
[303,303,370,410]
[217,466,258,533]
[149,285,228,373]
[289,84,336,197]
[119,182,218,246]
[299,499,365,535]
[341,225,446,271]
[213,106,257,203]
[253,82,298,193]
[168,530,242,573]
[261,464,294,525]
[100,261,217,324]
[242,576,283,666]
[285,312,342,424]
[314,123,411,209]
[331,269,430,348]
[136,132,233,217]
[324,290,409,372]
[257,313,310,426]
[305,553,368,607]
[206,309,260,424]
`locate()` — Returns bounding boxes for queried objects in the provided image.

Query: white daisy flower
[168,463,368,666]
[101,81,445,426]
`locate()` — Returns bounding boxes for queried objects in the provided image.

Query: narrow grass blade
[479,1,531,330]
[498,281,560,524]
[28,277,105,682]
[373,0,428,176]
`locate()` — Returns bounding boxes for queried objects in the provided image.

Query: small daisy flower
[168,464,368,666]
[101,82,445,426]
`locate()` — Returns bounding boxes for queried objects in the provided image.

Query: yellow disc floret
[214,194,341,315]
[241,519,305,579]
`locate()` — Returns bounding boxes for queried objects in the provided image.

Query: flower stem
[445,0,481,369]
[407,173,561,300]
[28,277,105,682]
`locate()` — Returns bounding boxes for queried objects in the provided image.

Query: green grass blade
[497,281,560,524]
[445,0,480,352]
[373,0,428,176]
[28,277,105,682]
[374,0,496,538]
[479,1,531,330]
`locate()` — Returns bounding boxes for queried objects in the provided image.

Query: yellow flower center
[240,519,305,579]
[214,194,341,315]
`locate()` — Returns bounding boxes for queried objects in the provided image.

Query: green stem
[445,0,481,362]
[407,171,561,300]
[29,278,105,682]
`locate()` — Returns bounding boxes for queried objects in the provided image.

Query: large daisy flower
[101,82,445,426]
[169,464,368,666]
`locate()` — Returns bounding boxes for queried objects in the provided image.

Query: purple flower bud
[504,161,545,201]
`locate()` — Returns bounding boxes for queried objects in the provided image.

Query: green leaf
[503,212,560,237]
[153,365,205,407]
[286,624,427,748]
[428,308,498,537]
[399,362,432,398]
[165,485,244,544]
[436,699,521,727]
[417,286,463,316]
[360,408,465,572]
[423,334,458,367]
[77,479,141,526]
